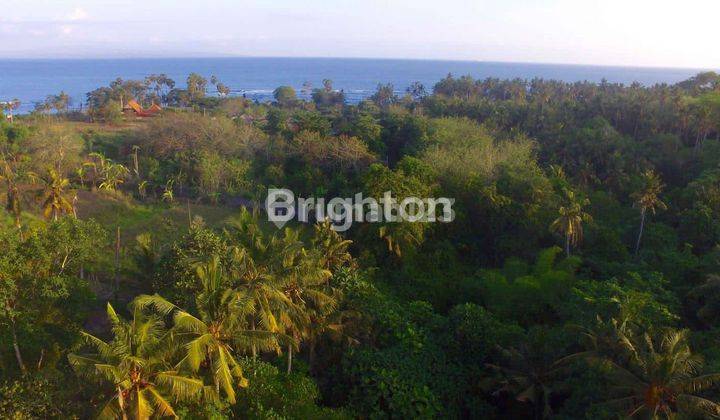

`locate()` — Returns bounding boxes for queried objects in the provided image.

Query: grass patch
[75,190,239,243]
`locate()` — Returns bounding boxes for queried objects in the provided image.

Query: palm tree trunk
[117,386,128,420]
[308,339,316,374]
[133,149,139,178]
[251,318,257,359]
[287,343,293,374]
[10,319,27,374]
[565,234,571,258]
[114,226,121,296]
[37,348,45,369]
[635,208,646,256]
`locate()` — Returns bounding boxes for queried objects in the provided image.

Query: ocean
[0,57,711,114]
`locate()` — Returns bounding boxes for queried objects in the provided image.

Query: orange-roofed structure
[124,100,162,117]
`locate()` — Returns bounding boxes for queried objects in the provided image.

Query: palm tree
[303,287,347,372]
[486,328,574,420]
[138,180,149,199]
[231,223,311,374]
[131,145,141,178]
[135,256,281,404]
[99,161,130,192]
[377,224,424,258]
[594,329,720,418]
[75,164,88,188]
[304,220,354,371]
[631,169,667,255]
[312,218,353,272]
[162,179,174,203]
[550,189,592,257]
[280,242,335,374]
[225,208,300,358]
[68,303,211,419]
[133,233,158,284]
[87,152,108,190]
[225,210,343,373]
[0,158,22,229]
[39,167,74,221]
[229,246,290,358]
[0,98,20,122]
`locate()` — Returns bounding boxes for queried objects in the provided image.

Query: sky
[0,0,718,69]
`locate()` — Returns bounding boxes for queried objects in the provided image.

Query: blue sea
[0,57,711,114]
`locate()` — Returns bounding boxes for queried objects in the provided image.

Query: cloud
[66,8,88,22]
[59,25,75,35]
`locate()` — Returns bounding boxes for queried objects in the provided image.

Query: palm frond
[106,303,122,327]
[155,371,207,402]
[184,333,215,372]
[136,388,154,419]
[680,373,720,393]
[145,386,177,418]
[174,311,208,334]
[133,294,179,317]
[677,394,720,418]
[96,396,121,420]
[215,346,237,403]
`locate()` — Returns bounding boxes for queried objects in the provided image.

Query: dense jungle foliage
[2,71,720,418]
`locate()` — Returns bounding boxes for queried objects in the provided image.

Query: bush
[233,358,351,419]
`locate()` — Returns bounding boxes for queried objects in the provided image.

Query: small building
[123,100,162,117]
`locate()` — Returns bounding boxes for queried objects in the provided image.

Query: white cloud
[66,8,88,22]
[59,25,75,35]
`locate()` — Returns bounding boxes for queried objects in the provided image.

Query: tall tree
[631,169,666,255]
[550,189,592,257]
[0,157,23,229]
[186,73,208,102]
[225,208,298,356]
[487,329,573,420]
[39,168,74,221]
[0,98,21,122]
[279,233,335,374]
[591,329,720,418]
[135,256,281,404]
[68,303,211,419]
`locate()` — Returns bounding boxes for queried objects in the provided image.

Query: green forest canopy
[2,71,720,418]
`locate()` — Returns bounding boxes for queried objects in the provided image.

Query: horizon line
[0,54,715,72]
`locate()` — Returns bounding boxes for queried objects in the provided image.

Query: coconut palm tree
[0,158,22,229]
[39,167,74,221]
[550,189,592,257]
[595,329,720,418]
[280,242,335,374]
[131,145,141,178]
[304,220,354,370]
[230,223,313,374]
[486,328,575,420]
[68,303,211,419]
[135,256,282,404]
[631,169,667,255]
[302,286,349,372]
[225,210,342,373]
[225,208,301,356]
[228,246,290,358]
[312,218,353,272]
